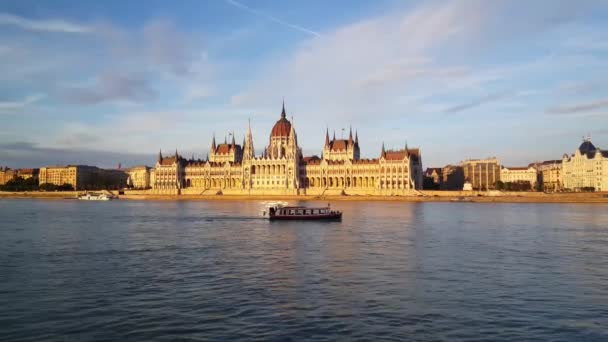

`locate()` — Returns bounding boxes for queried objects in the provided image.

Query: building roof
[579,140,596,154]
[215,143,242,154]
[503,166,532,171]
[303,155,321,164]
[383,148,420,162]
[158,155,186,166]
[303,155,320,162]
[18,168,38,174]
[329,139,349,151]
[328,137,359,152]
[408,148,420,162]
[383,150,407,161]
[270,102,292,138]
[425,168,442,176]
[540,160,562,165]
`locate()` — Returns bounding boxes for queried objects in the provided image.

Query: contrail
[224,0,320,37]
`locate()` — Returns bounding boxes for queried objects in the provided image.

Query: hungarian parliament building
[153,103,423,195]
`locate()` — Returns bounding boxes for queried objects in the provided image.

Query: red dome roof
[270,102,291,138]
[271,117,291,137]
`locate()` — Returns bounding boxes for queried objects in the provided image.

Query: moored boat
[450,196,473,202]
[264,204,342,221]
[78,192,115,201]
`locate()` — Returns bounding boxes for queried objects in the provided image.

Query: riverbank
[1,191,607,203]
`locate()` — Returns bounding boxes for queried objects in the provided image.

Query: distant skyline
[1,0,608,168]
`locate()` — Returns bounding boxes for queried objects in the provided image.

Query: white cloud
[547,99,608,116]
[0,94,44,113]
[229,1,496,121]
[0,13,91,34]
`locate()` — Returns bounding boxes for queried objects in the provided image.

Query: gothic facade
[152,103,423,195]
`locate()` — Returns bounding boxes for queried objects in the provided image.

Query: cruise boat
[264,204,342,221]
[78,192,115,201]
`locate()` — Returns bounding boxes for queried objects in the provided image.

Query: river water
[1,199,607,341]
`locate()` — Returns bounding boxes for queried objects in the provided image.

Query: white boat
[78,192,115,201]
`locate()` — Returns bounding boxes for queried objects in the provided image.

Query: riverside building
[500,166,538,188]
[152,103,423,195]
[39,165,127,190]
[461,158,500,190]
[562,138,608,191]
[0,167,16,185]
[537,160,562,192]
[126,166,152,189]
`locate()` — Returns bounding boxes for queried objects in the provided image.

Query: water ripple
[1,200,607,341]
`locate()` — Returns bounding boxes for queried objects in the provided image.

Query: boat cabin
[266,205,342,221]
[272,207,332,216]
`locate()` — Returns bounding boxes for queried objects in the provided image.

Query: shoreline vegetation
[1,190,607,203]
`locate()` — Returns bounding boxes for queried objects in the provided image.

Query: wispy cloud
[547,99,608,115]
[143,20,195,75]
[0,94,44,113]
[224,0,320,37]
[445,92,513,113]
[0,13,91,34]
[61,72,156,105]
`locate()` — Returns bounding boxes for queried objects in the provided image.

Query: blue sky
[1,0,607,168]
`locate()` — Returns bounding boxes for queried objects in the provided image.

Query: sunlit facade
[152,103,423,195]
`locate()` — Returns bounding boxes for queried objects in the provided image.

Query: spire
[224,134,227,144]
[175,148,179,158]
[325,127,330,147]
[231,131,236,147]
[333,130,336,141]
[289,116,296,145]
[244,117,255,160]
[158,149,163,162]
[381,142,386,158]
[355,130,359,146]
[348,125,353,145]
[281,98,286,119]
[211,133,216,151]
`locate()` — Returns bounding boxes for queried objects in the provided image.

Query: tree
[423,176,440,190]
[495,181,505,191]
[0,177,39,192]
[39,183,74,191]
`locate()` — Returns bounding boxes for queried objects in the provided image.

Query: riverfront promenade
[2,190,607,204]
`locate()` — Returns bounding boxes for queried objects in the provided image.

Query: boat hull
[269,213,342,221]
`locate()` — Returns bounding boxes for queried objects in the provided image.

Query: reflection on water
[1,199,607,341]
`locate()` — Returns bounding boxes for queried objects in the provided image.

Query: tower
[243,118,255,160]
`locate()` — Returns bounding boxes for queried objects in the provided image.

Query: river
[1,199,607,341]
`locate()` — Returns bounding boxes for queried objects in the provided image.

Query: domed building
[152,101,423,195]
[562,138,608,191]
[266,101,294,159]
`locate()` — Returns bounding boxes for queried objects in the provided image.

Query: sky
[1,0,607,168]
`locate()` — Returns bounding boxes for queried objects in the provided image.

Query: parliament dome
[270,102,292,138]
